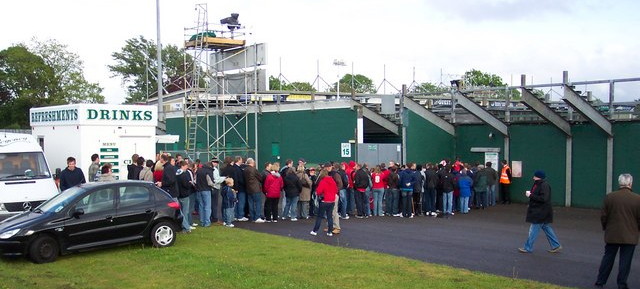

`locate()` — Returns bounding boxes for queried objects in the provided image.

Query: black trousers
[264,197,280,221]
[354,190,367,216]
[500,183,511,204]
[210,188,220,222]
[596,243,636,288]
[412,191,421,215]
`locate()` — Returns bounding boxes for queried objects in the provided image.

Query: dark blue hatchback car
[0,181,182,263]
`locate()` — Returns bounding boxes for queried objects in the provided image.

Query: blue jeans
[401,190,412,217]
[223,207,234,225]
[234,191,246,219]
[247,193,263,221]
[178,196,191,231]
[523,223,561,252]
[365,188,372,216]
[338,189,347,217]
[423,187,436,213]
[488,185,496,206]
[372,188,385,216]
[386,188,399,215]
[283,196,299,218]
[312,202,334,233]
[196,190,212,226]
[442,191,453,214]
[459,196,470,213]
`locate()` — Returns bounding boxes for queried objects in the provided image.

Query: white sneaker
[192,223,199,227]
[254,218,266,223]
[190,226,197,230]
[238,217,249,222]
[273,220,278,223]
[281,217,286,220]
[226,224,235,228]
[327,232,333,237]
[310,231,317,236]
[393,213,402,217]
[291,218,298,222]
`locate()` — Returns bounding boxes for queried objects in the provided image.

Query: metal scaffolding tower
[183,4,259,161]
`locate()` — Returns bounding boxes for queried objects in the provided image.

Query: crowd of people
[54,151,640,288]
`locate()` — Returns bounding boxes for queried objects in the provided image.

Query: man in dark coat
[244,158,265,222]
[158,155,179,199]
[518,170,562,253]
[595,173,640,289]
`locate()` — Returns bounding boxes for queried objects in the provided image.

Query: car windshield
[0,152,52,181]
[37,187,83,213]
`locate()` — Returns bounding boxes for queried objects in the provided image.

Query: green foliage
[0,39,105,128]
[28,38,104,104]
[109,35,199,104]
[0,227,567,289]
[268,76,315,92]
[332,73,376,94]
[462,69,520,99]
[411,82,448,94]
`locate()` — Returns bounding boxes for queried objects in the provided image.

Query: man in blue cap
[518,170,562,253]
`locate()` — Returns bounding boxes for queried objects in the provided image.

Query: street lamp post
[333,59,346,100]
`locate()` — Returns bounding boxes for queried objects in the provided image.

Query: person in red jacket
[311,163,338,237]
[263,162,284,222]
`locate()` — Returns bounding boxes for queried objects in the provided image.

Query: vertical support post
[401,84,407,165]
[563,71,574,121]
[608,80,615,119]
[254,105,259,164]
[156,0,163,121]
[504,137,510,163]
[505,85,511,123]
[565,137,572,207]
[606,136,613,193]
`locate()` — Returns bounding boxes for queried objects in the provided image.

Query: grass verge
[0,225,571,289]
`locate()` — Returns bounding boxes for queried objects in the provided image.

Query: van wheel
[151,221,175,248]
[29,235,59,263]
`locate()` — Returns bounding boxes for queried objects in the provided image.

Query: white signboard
[341,143,351,158]
[511,161,522,178]
[484,152,499,168]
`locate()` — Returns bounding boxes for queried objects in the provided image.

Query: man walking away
[595,173,640,289]
[518,170,562,253]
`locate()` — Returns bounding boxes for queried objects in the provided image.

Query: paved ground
[234,204,639,289]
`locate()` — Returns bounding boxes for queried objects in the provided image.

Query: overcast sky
[2,0,639,104]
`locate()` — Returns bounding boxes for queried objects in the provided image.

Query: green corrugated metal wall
[405,110,454,163]
[164,108,357,166]
[163,108,640,209]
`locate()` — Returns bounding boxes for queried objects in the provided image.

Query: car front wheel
[29,235,59,264]
[151,221,176,248]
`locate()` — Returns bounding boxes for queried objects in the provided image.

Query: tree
[28,38,104,104]
[411,82,447,94]
[332,74,375,94]
[109,36,199,104]
[268,76,315,92]
[462,69,520,99]
[0,45,58,128]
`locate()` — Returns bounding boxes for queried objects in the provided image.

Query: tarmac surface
[234,204,639,289]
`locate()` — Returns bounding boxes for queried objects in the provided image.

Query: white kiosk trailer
[30,104,158,182]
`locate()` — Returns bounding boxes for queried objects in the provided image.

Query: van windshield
[0,152,52,181]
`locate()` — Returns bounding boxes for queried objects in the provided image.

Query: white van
[0,133,59,220]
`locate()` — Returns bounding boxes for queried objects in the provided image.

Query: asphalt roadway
[234,204,639,289]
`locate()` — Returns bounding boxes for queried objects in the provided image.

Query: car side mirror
[73,208,85,218]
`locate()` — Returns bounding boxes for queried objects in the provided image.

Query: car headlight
[0,229,21,239]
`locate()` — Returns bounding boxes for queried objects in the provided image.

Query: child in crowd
[221,178,237,228]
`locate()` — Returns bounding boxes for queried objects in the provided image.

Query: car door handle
[105,215,114,222]
[145,209,153,214]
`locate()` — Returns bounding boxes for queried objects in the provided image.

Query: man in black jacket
[230,156,248,221]
[59,157,86,192]
[518,170,562,253]
[195,159,214,227]
[157,155,179,199]
[353,163,370,218]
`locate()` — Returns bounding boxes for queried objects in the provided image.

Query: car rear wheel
[151,221,175,248]
[29,235,59,264]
